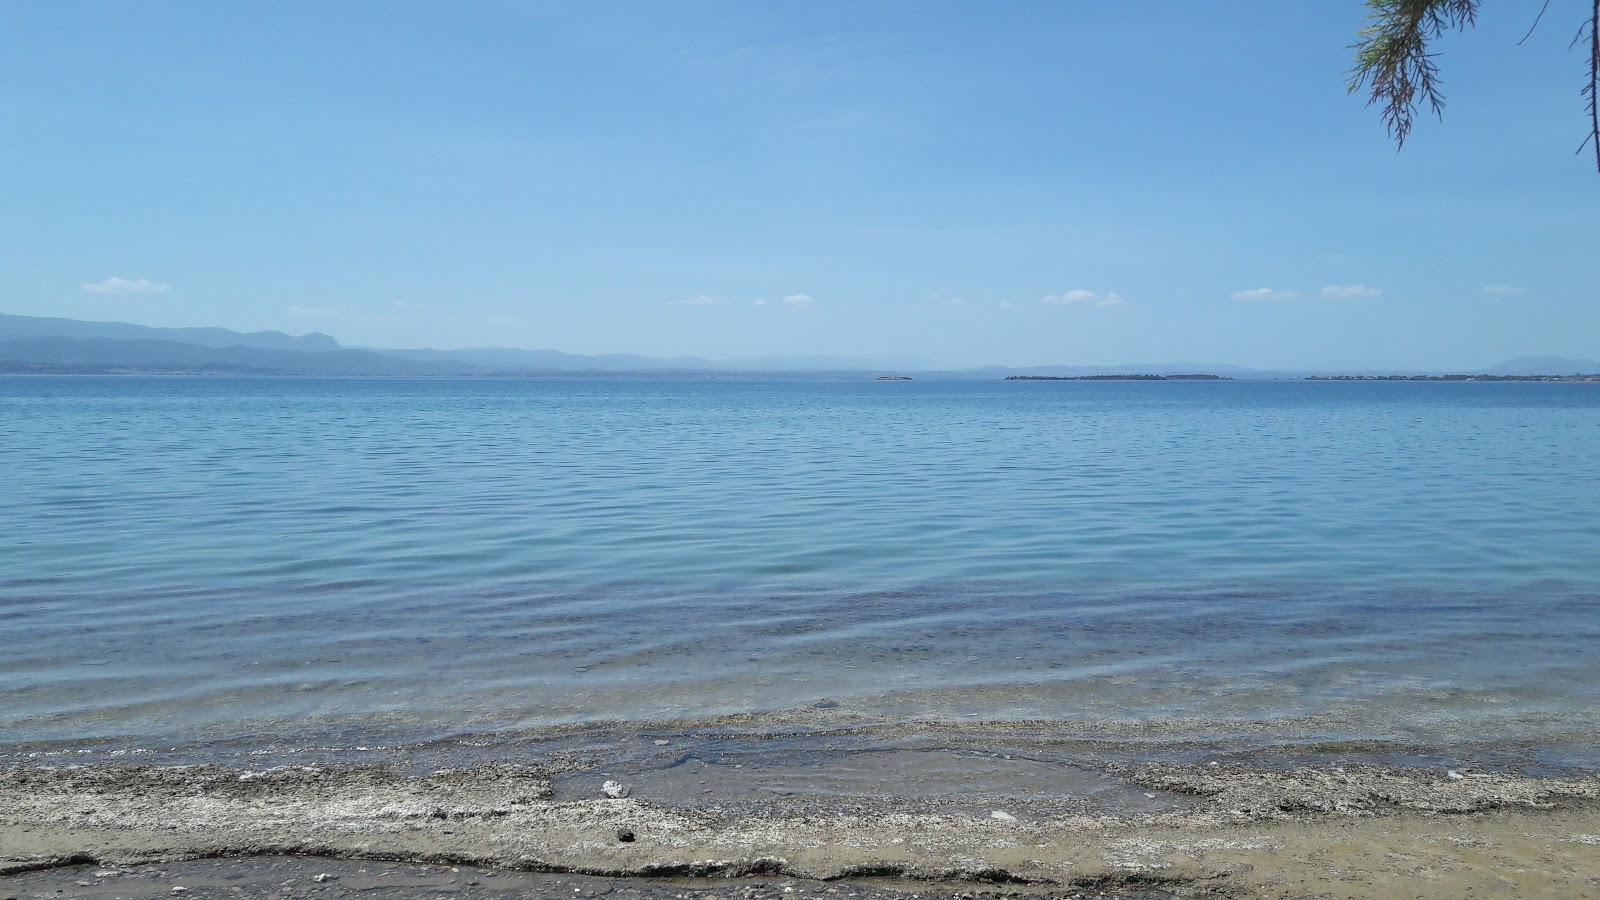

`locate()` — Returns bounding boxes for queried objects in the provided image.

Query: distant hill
[0,312,1251,376]
[3,311,1592,377]
[0,312,341,352]
[0,336,473,376]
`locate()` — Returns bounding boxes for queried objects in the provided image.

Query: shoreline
[6,733,1599,899]
[9,710,1598,778]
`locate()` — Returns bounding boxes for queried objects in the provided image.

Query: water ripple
[2,376,1598,752]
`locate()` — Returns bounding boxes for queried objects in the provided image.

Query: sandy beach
[5,746,1597,899]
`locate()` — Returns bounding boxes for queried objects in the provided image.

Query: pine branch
[1348,0,1479,148]
[1584,0,1600,171]
[1517,0,1552,45]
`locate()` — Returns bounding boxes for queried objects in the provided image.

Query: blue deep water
[2,376,1598,760]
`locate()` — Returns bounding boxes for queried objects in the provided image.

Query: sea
[3,375,1598,779]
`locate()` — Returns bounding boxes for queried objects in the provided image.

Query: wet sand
[0,855,1181,900]
[4,745,1598,900]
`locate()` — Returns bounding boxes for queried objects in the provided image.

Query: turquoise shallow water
[2,376,1598,762]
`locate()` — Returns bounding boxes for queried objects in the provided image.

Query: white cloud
[1482,284,1527,296]
[1231,287,1300,301]
[1320,284,1381,300]
[782,293,814,310]
[677,295,725,306]
[82,276,170,295]
[752,298,769,307]
[998,301,1015,310]
[391,299,425,310]
[1042,289,1123,307]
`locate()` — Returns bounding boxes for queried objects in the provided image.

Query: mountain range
[1,312,1595,378]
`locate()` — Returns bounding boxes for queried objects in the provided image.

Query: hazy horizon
[7,309,1599,375]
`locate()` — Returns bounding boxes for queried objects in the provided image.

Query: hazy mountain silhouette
[1,312,1593,377]
[0,312,341,352]
[0,336,472,375]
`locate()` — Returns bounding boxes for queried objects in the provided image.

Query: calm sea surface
[3,376,1598,765]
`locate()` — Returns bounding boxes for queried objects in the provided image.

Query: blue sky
[3,1,1596,369]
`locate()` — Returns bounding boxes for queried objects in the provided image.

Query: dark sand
[0,856,1181,899]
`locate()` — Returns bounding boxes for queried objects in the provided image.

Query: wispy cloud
[1042,290,1095,305]
[676,294,726,306]
[1231,287,1300,301]
[998,300,1015,310]
[925,293,967,306]
[289,304,342,317]
[1482,284,1527,296]
[391,299,425,310]
[82,276,170,295]
[752,298,769,307]
[1042,289,1124,307]
[782,293,814,310]
[1320,284,1381,300]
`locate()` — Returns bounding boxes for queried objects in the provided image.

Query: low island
[1305,373,1600,382]
[1005,373,1231,381]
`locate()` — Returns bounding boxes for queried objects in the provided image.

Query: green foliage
[1349,0,1600,172]
[1348,0,1480,149]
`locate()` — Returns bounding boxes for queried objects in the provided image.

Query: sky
[2,1,1596,370]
